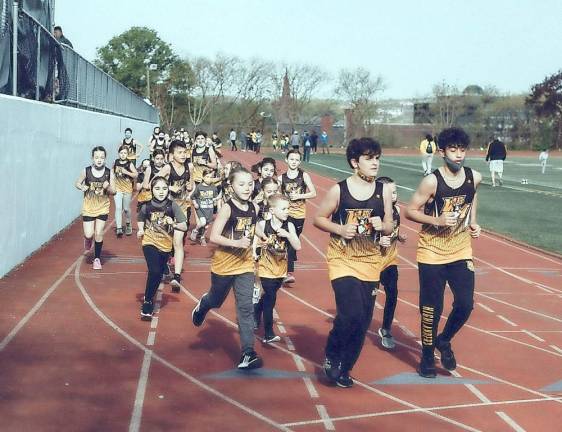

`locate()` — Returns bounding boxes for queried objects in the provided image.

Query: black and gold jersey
[137,172,152,203]
[113,159,134,194]
[326,179,385,282]
[417,167,475,264]
[122,138,137,161]
[82,166,111,217]
[139,199,186,252]
[281,169,307,219]
[258,219,289,279]
[211,201,257,276]
[381,205,401,270]
[191,146,211,183]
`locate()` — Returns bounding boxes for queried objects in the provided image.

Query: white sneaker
[378,328,396,349]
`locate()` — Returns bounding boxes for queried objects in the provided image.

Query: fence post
[12,0,18,96]
[35,27,40,100]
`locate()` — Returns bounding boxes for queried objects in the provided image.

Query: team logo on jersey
[148,211,173,234]
[192,155,207,166]
[267,234,287,255]
[345,209,373,236]
[89,181,105,196]
[235,217,255,238]
[285,182,302,195]
[441,195,470,220]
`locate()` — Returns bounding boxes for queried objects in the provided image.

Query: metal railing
[1,2,158,124]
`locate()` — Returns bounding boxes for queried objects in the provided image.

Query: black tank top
[168,162,190,200]
[149,163,163,182]
[424,167,475,220]
[122,138,136,156]
[222,200,257,240]
[331,179,384,240]
[85,166,110,188]
[192,146,210,166]
[263,219,289,256]
[281,169,306,199]
[114,159,134,179]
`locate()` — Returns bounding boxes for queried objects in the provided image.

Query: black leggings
[418,260,475,358]
[325,276,377,373]
[287,217,305,273]
[143,245,170,303]
[231,140,237,151]
[380,265,398,331]
[255,277,284,335]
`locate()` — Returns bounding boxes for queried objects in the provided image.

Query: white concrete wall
[0,94,158,277]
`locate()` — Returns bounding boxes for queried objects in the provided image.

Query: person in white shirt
[229,128,237,151]
[539,149,549,174]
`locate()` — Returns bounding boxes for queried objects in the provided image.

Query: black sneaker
[436,335,457,371]
[262,334,281,344]
[140,301,154,321]
[237,350,263,370]
[336,372,354,388]
[191,296,208,327]
[323,358,341,383]
[170,274,181,293]
[418,355,437,378]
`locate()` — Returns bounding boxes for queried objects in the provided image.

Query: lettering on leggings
[422,305,434,345]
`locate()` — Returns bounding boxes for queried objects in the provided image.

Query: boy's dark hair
[152,149,166,158]
[286,149,301,159]
[168,139,186,154]
[54,26,62,32]
[261,177,278,189]
[437,127,470,150]
[194,130,207,139]
[117,145,128,154]
[150,176,169,192]
[377,176,394,184]
[91,146,106,157]
[425,133,433,141]
[125,127,132,133]
[346,137,381,168]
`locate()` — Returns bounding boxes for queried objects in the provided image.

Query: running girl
[313,137,393,388]
[251,157,276,205]
[257,177,279,221]
[253,193,301,343]
[191,131,217,184]
[280,149,317,283]
[75,146,116,270]
[136,159,152,212]
[190,168,220,245]
[191,167,263,370]
[113,145,138,237]
[137,177,188,320]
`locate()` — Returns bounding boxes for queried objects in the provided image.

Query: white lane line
[450,370,492,404]
[293,355,306,372]
[76,260,291,432]
[549,345,562,354]
[146,331,157,346]
[277,324,287,334]
[496,411,526,432]
[156,290,163,302]
[303,377,319,399]
[0,256,79,351]
[480,293,562,324]
[375,302,383,310]
[496,315,518,327]
[522,330,545,343]
[129,350,153,432]
[316,405,336,431]
[477,302,495,313]
[535,285,554,294]
[285,337,296,351]
[398,324,416,338]
[272,309,279,319]
[150,316,159,329]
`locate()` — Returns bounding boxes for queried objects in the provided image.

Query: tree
[431,80,463,130]
[335,67,385,138]
[526,70,562,149]
[94,27,176,97]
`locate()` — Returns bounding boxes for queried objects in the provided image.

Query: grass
[267,151,562,255]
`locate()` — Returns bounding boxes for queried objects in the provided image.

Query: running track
[1,150,561,431]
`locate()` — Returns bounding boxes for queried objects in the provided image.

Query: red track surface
[1,150,561,431]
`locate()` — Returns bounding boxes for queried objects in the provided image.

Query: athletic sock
[94,241,103,259]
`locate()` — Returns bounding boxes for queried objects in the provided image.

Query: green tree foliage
[526,70,562,149]
[94,27,177,96]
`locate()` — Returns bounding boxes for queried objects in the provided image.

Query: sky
[56,0,562,99]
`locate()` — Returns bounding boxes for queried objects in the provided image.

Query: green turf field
[268,151,562,255]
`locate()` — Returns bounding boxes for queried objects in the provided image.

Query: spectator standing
[320,130,329,154]
[290,131,300,150]
[419,134,437,176]
[485,138,507,187]
[310,130,319,154]
[53,26,73,48]
[229,128,237,151]
[539,149,549,174]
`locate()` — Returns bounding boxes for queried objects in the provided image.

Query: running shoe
[323,357,341,383]
[418,355,437,378]
[200,237,207,246]
[191,296,208,327]
[140,301,154,321]
[116,228,123,238]
[84,237,93,251]
[283,273,295,284]
[170,274,181,293]
[125,223,133,236]
[435,335,457,371]
[262,334,281,344]
[378,328,396,350]
[92,258,102,270]
[336,372,354,388]
[161,264,172,282]
[237,350,263,370]
[190,229,198,242]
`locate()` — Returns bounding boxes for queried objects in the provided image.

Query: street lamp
[144,60,158,100]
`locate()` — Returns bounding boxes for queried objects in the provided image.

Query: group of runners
[75,125,482,388]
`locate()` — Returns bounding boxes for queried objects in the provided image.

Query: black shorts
[82,214,109,222]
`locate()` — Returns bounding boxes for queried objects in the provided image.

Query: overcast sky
[56,0,562,99]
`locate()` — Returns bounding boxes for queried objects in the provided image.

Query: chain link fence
[0,2,158,124]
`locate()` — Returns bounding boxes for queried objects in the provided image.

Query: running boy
[375,177,407,350]
[190,168,220,245]
[137,177,188,320]
[253,193,301,343]
[191,167,263,370]
[121,127,144,167]
[75,146,116,270]
[280,149,317,283]
[313,137,393,388]
[191,131,218,184]
[405,127,482,378]
[113,145,138,237]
